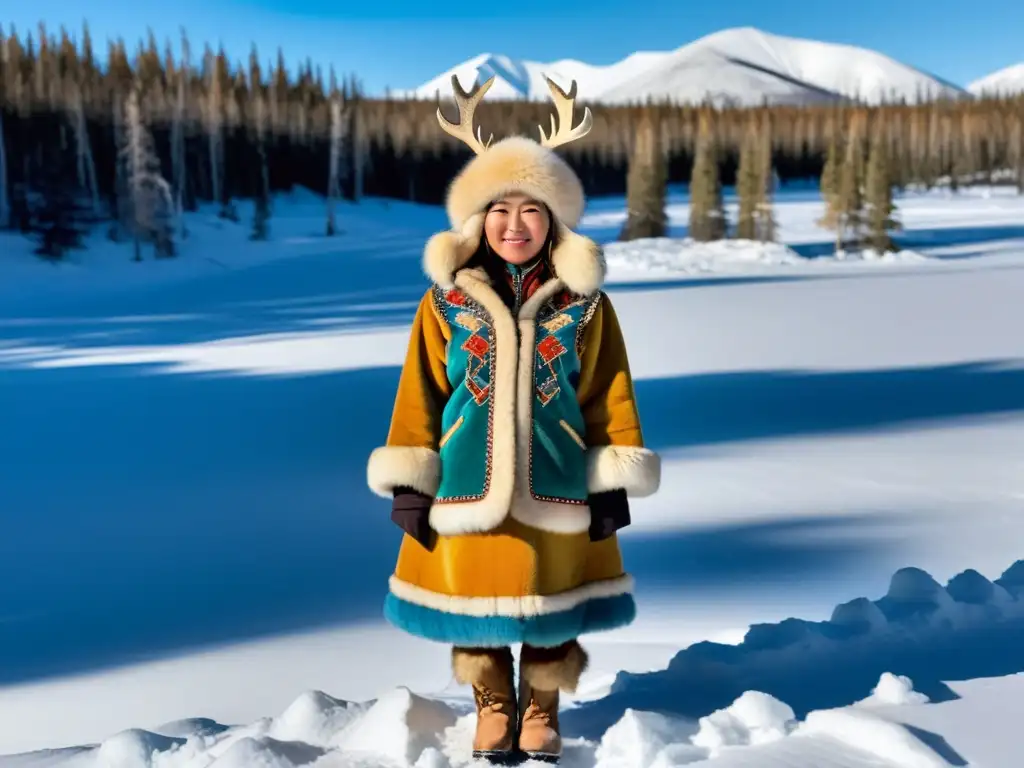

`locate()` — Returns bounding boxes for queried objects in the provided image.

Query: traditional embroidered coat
[366,135,661,648]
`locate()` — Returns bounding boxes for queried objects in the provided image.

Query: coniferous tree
[688,111,726,242]
[735,117,759,240]
[30,124,91,258]
[754,114,777,242]
[864,123,900,253]
[619,107,667,241]
[836,115,867,253]
[818,129,842,238]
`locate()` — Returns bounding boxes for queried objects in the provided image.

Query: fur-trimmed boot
[517,640,589,762]
[452,646,517,761]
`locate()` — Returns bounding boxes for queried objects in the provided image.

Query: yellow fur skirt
[383,517,636,648]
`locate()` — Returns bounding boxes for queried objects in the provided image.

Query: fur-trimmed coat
[365,130,660,648]
[367,250,659,537]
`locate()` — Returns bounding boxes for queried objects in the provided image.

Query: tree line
[0,22,1022,259]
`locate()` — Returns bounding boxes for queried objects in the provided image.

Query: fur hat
[423,76,606,295]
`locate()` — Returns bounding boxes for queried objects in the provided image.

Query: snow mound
[268,689,365,745]
[691,691,796,755]
[856,673,930,707]
[800,708,952,768]
[603,237,930,277]
[95,729,184,767]
[332,687,457,763]
[604,238,805,275]
[595,709,701,768]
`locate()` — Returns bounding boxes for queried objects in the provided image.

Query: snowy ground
[1,183,1023,766]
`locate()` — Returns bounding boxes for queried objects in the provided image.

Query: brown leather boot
[517,640,589,762]
[451,646,517,760]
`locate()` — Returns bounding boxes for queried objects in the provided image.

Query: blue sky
[5,0,1023,95]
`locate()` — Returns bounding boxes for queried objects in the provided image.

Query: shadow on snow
[2,358,1023,685]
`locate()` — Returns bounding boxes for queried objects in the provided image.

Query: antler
[538,76,593,149]
[436,74,495,155]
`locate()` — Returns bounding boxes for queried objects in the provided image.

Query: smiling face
[483,194,552,266]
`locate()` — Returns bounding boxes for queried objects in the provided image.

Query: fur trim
[520,640,589,693]
[586,446,662,497]
[429,270,517,536]
[384,591,636,648]
[509,277,592,534]
[423,213,485,289]
[423,221,605,297]
[451,646,513,686]
[446,137,585,231]
[389,574,634,617]
[367,446,441,498]
[551,222,606,296]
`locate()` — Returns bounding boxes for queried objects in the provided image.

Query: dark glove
[588,488,631,542]
[392,486,437,551]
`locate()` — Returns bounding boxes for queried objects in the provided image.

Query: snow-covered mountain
[410,50,665,102]
[409,27,967,106]
[968,62,1024,95]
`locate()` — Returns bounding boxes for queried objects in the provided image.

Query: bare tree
[326,82,347,236]
[251,90,271,240]
[120,87,174,260]
[202,47,224,217]
[171,29,190,239]
[67,79,100,217]
[0,109,9,228]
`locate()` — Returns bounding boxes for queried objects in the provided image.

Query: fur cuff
[520,640,589,693]
[586,445,661,497]
[452,646,514,686]
[367,446,441,499]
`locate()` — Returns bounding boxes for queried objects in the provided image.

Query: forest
[0,22,1022,259]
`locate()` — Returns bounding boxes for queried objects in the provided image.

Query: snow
[2,181,1024,766]
[967,62,1024,96]
[410,27,965,106]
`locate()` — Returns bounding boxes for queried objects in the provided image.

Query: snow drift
[5,559,1022,767]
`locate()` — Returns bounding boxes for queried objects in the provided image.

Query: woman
[366,74,660,762]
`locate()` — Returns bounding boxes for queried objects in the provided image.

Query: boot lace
[474,684,505,712]
[524,694,550,724]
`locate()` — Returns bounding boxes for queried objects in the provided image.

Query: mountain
[409,50,664,102]
[409,27,967,107]
[968,63,1024,95]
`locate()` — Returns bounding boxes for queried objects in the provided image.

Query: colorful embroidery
[575,293,603,357]
[541,313,572,333]
[453,311,483,333]
[536,375,559,406]
[537,335,567,364]
[445,288,468,306]
[461,332,491,405]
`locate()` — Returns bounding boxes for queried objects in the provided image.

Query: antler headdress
[436,73,593,154]
[425,73,606,295]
